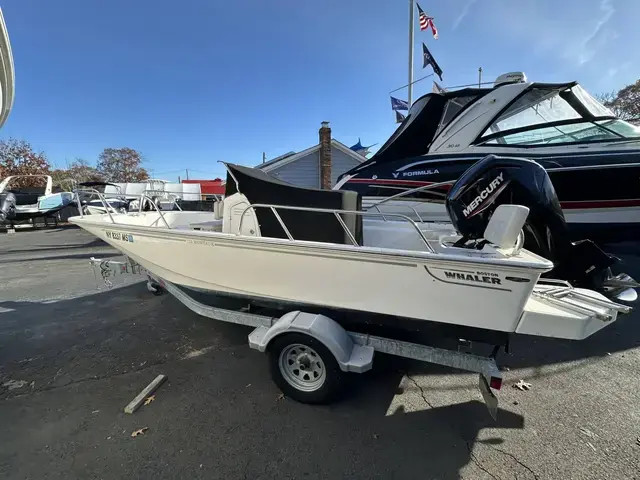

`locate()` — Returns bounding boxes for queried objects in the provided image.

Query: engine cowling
[445,155,636,298]
[0,192,16,223]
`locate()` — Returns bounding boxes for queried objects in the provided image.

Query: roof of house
[255,139,367,173]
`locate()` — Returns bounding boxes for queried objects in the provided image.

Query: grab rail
[136,194,172,228]
[142,189,183,211]
[74,188,117,224]
[74,188,172,229]
[532,280,632,321]
[367,203,425,223]
[237,203,435,253]
[365,180,455,210]
[363,180,454,223]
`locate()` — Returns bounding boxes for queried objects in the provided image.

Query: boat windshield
[435,94,481,136]
[478,84,640,146]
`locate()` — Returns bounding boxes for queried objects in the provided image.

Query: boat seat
[189,219,223,232]
[224,164,363,245]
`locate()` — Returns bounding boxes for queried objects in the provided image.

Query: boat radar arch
[494,72,527,88]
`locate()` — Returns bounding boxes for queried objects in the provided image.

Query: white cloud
[475,0,621,68]
[453,0,478,30]
[577,0,616,64]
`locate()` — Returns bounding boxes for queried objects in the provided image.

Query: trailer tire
[268,333,345,404]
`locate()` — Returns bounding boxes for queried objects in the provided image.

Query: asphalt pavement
[0,226,639,479]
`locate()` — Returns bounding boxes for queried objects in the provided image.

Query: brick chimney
[319,121,332,189]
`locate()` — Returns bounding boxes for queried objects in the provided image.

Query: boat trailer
[89,256,505,419]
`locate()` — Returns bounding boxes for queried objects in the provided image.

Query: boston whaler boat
[71,154,637,417]
[335,72,640,243]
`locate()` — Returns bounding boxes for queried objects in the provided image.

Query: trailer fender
[248,311,374,373]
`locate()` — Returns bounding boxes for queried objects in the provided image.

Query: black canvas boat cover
[224,163,363,245]
[79,181,119,188]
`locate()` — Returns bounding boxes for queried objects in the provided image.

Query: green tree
[96,147,149,182]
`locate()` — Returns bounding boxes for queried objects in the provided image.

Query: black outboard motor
[0,192,17,224]
[445,155,638,301]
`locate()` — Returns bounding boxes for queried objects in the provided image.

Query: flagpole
[407,0,415,107]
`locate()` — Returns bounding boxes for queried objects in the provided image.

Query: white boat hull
[70,212,548,334]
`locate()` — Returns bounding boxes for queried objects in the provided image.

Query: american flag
[417,3,439,39]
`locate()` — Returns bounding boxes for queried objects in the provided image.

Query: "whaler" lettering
[444,271,502,285]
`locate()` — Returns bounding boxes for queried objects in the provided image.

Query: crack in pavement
[490,446,539,480]
[1,356,173,399]
[2,341,249,400]
[465,440,501,480]
[403,371,435,409]
[404,371,539,480]
[404,371,503,479]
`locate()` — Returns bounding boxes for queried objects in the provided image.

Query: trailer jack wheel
[268,333,346,404]
[146,281,164,296]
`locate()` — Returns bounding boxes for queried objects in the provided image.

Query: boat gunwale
[69,214,555,273]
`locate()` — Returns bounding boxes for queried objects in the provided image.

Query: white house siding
[330,146,363,186]
[269,151,320,188]
[264,145,364,188]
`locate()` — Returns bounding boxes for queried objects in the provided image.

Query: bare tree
[96,148,149,182]
[595,80,640,124]
[50,158,103,187]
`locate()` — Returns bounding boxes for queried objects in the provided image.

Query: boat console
[224,163,363,245]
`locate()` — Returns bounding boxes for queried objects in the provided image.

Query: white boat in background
[0,175,75,225]
[336,72,640,243]
[104,178,202,211]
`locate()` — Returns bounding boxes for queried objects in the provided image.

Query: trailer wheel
[146,281,164,296]
[268,333,345,404]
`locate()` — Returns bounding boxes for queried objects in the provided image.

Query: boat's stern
[516,281,632,340]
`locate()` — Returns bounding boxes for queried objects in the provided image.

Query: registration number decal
[106,231,134,242]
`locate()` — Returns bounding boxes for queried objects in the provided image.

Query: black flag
[390,96,409,111]
[422,43,443,81]
[395,110,406,123]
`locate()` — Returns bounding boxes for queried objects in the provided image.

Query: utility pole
[407,0,415,107]
[478,67,483,88]
[186,169,189,180]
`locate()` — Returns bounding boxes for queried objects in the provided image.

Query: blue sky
[1,0,638,180]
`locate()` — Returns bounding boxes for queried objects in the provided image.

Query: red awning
[182,179,225,195]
